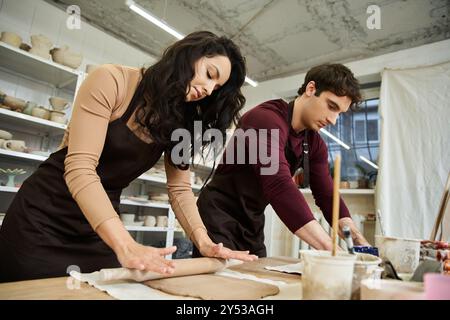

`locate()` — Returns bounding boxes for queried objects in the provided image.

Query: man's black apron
[0,91,165,282]
[194,101,309,257]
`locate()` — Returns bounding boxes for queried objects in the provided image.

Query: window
[320,98,380,182]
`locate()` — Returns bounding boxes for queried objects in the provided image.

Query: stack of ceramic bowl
[49,96,69,124]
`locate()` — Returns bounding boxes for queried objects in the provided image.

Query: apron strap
[286,101,310,188]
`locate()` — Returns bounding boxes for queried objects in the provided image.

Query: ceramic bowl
[120,213,135,223]
[3,95,26,111]
[0,32,22,47]
[31,106,51,120]
[49,96,69,111]
[50,110,66,124]
[0,129,13,140]
[30,34,53,48]
[51,46,83,69]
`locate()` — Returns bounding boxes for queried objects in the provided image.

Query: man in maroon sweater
[195,63,370,257]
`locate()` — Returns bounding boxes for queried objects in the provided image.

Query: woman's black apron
[194,101,309,257]
[0,92,164,282]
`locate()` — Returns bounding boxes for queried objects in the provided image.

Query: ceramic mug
[144,216,156,227]
[50,111,66,124]
[156,215,168,227]
[31,106,50,120]
[2,140,27,152]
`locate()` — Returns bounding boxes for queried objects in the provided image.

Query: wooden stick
[332,155,341,256]
[430,172,450,241]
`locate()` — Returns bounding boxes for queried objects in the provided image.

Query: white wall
[242,39,450,111]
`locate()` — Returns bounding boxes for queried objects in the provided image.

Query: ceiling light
[359,155,379,170]
[126,0,258,87]
[319,129,351,150]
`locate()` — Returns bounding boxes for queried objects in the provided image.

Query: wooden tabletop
[0,256,300,300]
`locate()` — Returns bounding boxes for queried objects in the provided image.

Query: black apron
[194,101,309,257]
[0,91,164,282]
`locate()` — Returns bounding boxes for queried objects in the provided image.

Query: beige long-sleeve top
[60,64,206,239]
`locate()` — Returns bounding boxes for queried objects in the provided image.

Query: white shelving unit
[0,41,80,91]
[0,108,67,135]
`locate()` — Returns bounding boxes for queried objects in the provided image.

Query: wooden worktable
[0,256,300,300]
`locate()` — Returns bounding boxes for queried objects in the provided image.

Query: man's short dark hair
[297,63,361,109]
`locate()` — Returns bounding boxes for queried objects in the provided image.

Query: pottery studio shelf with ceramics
[0,31,206,257]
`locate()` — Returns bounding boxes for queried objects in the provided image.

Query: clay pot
[19,43,31,52]
[0,32,22,47]
[30,34,53,48]
[23,101,37,115]
[340,181,350,189]
[49,96,69,111]
[0,129,13,140]
[29,46,51,60]
[50,110,66,124]
[50,45,83,69]
[3,95,26,112]
[31,106,50,120]
[2,139,27,152]
[30,34,53,60]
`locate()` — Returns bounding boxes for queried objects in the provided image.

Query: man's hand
[339,217,371,246]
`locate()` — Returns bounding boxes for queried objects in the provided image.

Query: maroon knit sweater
[215,99,351,232]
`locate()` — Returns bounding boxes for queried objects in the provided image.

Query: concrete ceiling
[45,0,450,83]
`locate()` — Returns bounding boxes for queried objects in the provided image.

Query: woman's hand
[96,217,177,274]
[115,241,177,274]
[199,242,259,261]
[191,229,258,261]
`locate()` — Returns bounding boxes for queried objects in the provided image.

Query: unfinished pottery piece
[51,45,83,69]
[49,96,69,111]
[3,95,26,112]
[0,32,22,47]
[2,140,27,153]
[50,110,66,124]
[0,129,13,140]
[31,106,51,120]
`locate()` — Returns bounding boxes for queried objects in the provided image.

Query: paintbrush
[332,155,341,256]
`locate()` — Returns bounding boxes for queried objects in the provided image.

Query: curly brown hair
[134,31,247,162]
[297,63,361,109]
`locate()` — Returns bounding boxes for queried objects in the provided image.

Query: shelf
[0,108,67,135]
[120,198,170,209]
[137,174,202,191]
[0,148,47,162]
[124,226,168,232]
[0,41,80,91]
[0,186,19,192]
[300,188,375,195]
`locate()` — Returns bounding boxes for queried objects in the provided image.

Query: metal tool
[342,225,354,254]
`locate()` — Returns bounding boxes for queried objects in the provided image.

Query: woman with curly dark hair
[0,31,257,282]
